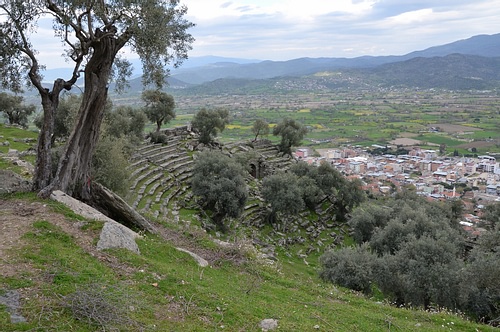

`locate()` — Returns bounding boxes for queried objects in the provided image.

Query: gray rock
[0,170,32,194]
[7,148,18,156]
[10,314,27,323]
[176,247,209,267]
[97,221,141,254]
[0,290,27,324]
[260,318,278,331]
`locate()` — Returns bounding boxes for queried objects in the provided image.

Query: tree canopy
[272,118,307,155]
[319,194,500,320]
[142,90,176,132]
[0,92,35,129]
[191,150,248,230]
[191,108,229,144]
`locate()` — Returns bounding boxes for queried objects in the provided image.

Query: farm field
[168,89,500,156]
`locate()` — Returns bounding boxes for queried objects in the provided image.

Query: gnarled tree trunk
[43,31,119,200]
[33,81,73,191]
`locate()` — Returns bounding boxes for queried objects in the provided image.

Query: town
[295,144,500,237]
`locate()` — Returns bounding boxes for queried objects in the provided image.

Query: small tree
[191,150,248,230]
[320,244,375,294]
[272,118,307,155]
[142,90,175,132]
[191,108,229,144]
[261,171,304,223]
[251,119,269,142]
[0,92,35,128]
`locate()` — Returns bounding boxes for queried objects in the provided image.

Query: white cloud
[385,8,435,25]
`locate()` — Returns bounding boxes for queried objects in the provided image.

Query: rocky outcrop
[50,190,141,254]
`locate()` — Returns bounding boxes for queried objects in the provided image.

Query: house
[295,148,308,159]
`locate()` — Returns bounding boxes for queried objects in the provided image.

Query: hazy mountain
[174,53,500,94]
[367,53,500,90]
[169,33,500,84]
[403,34,500,58]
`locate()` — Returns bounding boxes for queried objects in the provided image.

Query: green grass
[0,196,495,331]
[0,124,38,154]
[0,192,493,331]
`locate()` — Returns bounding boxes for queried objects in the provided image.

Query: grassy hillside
[1,193,495,332]
[0,125,496,331]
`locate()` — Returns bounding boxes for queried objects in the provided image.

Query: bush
[149,131,169,144]
[320,244,374,294]
[191,150,248,230]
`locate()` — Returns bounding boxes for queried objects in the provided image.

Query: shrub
[149,131,169,144]
[320,244,374,294]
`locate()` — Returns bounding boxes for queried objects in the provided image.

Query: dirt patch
[398,132,419,138]
[456,141,496,149]
[0,199,67,277]
[389,137,422,146]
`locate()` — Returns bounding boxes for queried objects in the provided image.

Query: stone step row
[129,154,192,191]
[131,139,182,161]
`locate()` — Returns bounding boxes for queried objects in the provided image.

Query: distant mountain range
[40,33,500,93]
[166,33,500,85]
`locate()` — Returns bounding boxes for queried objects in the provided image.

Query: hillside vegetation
[0,124,497,331]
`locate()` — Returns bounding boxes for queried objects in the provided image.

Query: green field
[166,89,500,155]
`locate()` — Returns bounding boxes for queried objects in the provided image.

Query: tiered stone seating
[128,132,292,226]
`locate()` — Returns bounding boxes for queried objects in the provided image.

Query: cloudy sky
[178,0,500,60]
[31,0,500,69]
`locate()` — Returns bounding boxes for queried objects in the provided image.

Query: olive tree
[459,225,500,324]
[374,235,463,310]
[142,90,175,132]
[191,150,248,230]
[0,0,194,199]
[348,203,392,244]
[251,119,269,142]
[272,118,307,155]
[481,202,500,229]
[0,92,35,128]
[261,171,304,223]
[191,108,229,144]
